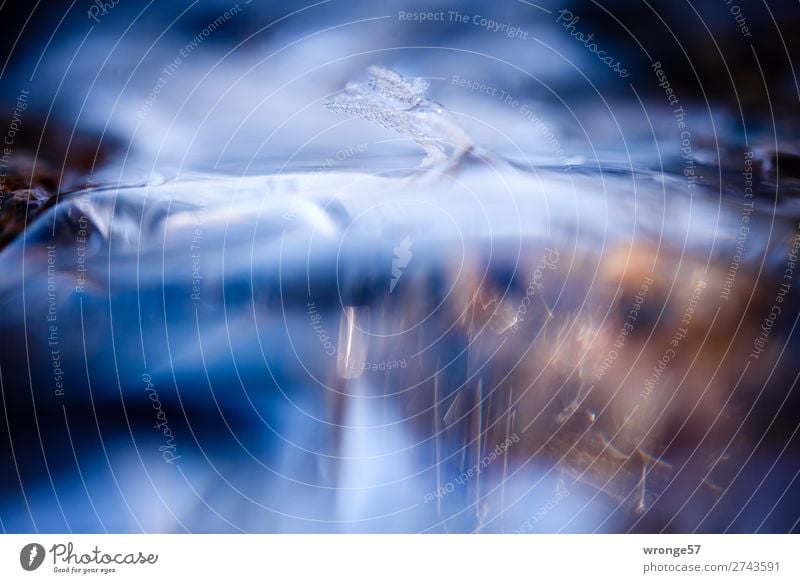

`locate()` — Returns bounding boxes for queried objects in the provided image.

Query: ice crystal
[325,65,472,165]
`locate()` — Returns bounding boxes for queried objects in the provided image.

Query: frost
[325,65,473,165]
[366,66,430,106]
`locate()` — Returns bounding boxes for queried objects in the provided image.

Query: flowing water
[1,2,800,533]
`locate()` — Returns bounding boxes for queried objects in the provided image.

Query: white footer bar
[1,534,797,582]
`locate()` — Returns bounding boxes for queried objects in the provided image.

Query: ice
[325,65,473,165]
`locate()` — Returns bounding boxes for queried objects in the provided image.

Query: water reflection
[1,0,799,533]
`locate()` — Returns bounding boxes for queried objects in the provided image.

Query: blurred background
[1,0,799,533]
